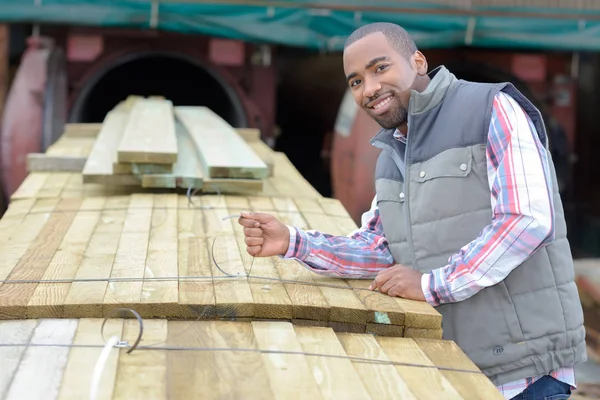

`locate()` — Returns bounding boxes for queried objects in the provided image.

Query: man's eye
[376,64,388,72]
[350,79,361,87]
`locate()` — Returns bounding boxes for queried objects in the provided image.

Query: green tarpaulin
[0,0,598,51]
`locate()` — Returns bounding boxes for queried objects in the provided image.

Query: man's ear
[412,51,428,76]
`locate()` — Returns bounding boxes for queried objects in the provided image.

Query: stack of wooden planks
[29,96,270,194]
[0,318,504,400]
[18,113,317,201]
[0,192,441,338]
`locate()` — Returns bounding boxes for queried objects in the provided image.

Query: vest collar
[410,65,457,114]
[370,65,457,148]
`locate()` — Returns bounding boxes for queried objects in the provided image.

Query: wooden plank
[337,333,417,400]
[376,336,464,399]
[117,98,178,164]
[235,128,261,142]
[112,319,167,400]
[265,197,332,321]
[415,338,504,400]
[203,198,255,318]
[0,199,81,319]
[230,196,293,319]
[26,154,86,173]
[201,177,264,194]
[4,319,78,400]
[57,318,123,400]
[391,297,442,330]
[36,171,71,198]
[175,106,268,179]
[27,197,104,318]
[62,123,103,137]
[82,109,139,185]
[113,162,172,176]
[102,194,153,313]
[251,321,324,399]
[248,140,274,177]
[405,327,443,339]
[140,120,204,189]
[0,320,37,398]
[0,199,58,289]
[347,279,406,326]
[138,194,179,316]
[167,321,275,399]
[294,326,372,399]
[291,202,368,325]
[10,173,49,200]
[63,196,129,317]
[46,136,96,157]
[177,196,216,318]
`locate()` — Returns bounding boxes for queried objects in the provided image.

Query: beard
[367,96,408,130]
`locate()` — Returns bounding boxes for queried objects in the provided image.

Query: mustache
[363,91,394,107]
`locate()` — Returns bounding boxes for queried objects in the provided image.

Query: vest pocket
[412,146,473,183]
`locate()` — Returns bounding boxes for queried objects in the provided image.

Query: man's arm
[284,195,395,278]
[422,91,555,306]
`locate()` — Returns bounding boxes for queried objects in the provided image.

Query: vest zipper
[403,108,417,268]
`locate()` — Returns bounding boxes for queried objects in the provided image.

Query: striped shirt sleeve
[283,195,395,278]
[421,91,556,306]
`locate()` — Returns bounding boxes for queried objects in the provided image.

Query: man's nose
[363,77,382,99]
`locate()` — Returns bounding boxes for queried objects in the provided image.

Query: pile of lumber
[17,125,318,201]
[0,318,503,400]
[0,192,442,339]
[43,96,270,194]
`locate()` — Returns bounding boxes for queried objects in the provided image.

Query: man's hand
[369,264,426,301]
[237,212,290,257]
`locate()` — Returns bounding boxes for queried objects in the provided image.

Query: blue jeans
[509,376,572,400]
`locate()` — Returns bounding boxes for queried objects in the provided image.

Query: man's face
[343,32,424,130]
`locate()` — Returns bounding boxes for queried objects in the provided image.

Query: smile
[367,94,393,114]
[372,96,392,109]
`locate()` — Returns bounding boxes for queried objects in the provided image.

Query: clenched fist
[237,212,290,257]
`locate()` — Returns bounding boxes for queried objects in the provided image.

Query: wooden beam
[82,109,139,185]
[175,106,268,179]
[26,154,87,172]
[117,98,178,164]
[62,123,103,138]
[235,128,261,142]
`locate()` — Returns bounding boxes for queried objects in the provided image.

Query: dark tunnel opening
[68,53,247,127]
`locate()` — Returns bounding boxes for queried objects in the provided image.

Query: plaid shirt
[284,92,575,398]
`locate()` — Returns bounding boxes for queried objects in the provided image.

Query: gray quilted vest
[371,66,587,385]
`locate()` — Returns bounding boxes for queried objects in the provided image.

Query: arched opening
[68,52,247,127]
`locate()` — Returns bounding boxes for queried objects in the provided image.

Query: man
[238,22,586,399]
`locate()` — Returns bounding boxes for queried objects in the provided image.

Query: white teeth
[372,97,391,110]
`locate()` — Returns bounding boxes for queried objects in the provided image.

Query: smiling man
[237,22,587,399]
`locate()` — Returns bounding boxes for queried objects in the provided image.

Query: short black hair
[344,22,417,60]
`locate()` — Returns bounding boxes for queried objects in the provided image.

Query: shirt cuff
[421,268,457,306]
[421,273,439,306]
[283,225,311,260]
